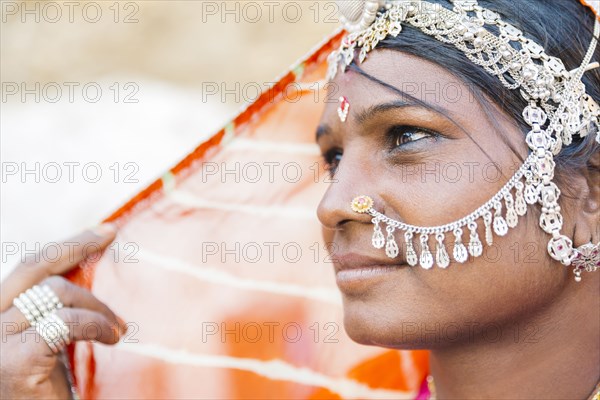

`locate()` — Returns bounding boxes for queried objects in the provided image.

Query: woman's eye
[322,149,343,176]
[391,126,435,148]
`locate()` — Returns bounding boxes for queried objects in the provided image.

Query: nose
[316,149,376,231]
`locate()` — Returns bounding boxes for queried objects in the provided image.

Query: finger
[45,276,117,321]
[14,308,125,359]
[23,223,117,274]
[2,277,121,334]
[0,224,117,311]
[27,308,123,352]
[57,308,123,345]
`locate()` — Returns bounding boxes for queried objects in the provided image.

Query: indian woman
[1,0,599,398]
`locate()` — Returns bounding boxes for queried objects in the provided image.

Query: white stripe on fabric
[168,191,317,219]
[137,248,342,305]
[114,342,415,400]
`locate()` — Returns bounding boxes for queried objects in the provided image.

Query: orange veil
[66,30,429,399]
[65,2,599,398]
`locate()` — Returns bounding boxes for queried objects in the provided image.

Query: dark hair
[348,0,599,185]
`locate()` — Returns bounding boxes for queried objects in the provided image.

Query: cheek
[341,211,569,349]
[339,145,570,348]
[428,214,566,320]
[379,142,517,226]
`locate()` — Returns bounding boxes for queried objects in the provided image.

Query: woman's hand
[0,224,125,399]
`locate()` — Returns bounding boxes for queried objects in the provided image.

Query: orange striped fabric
[65,3,597,398]
[66,29,429,399]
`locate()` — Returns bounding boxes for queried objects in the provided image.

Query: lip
[333,252,408,292]
[333,252,406,273]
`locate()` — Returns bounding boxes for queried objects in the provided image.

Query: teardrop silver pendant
[524,182,539,205]
[493,202,509,236]
[452,228,469,263]
[515,181,527,216]
[372,219,385,249]
[435,233,450,268]
[504,193,518,229]
[385,225,399,258]
[419,234,434,270]
[468,221,483,257]
[405,232,418,267]
[484,212,494,245]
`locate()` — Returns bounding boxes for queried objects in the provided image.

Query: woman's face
[315,49,575,349]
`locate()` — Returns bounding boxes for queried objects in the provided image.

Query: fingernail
[111,323,122,340]
[91,223,117,237]
[117,316,128,334]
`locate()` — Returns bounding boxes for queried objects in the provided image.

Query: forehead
[323,49,481,123]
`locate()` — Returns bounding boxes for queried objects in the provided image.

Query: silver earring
[570,242,599,282]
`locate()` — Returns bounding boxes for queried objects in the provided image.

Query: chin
[341,295,437,350]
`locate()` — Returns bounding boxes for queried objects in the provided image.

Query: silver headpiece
[331,0,600,281]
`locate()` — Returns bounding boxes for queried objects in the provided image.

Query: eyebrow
[315,99,437,142]
[355,100,417,125]
[315,124,331,142]
[315,60,462,143]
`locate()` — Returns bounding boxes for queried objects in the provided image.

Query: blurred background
[1,0,335,279]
